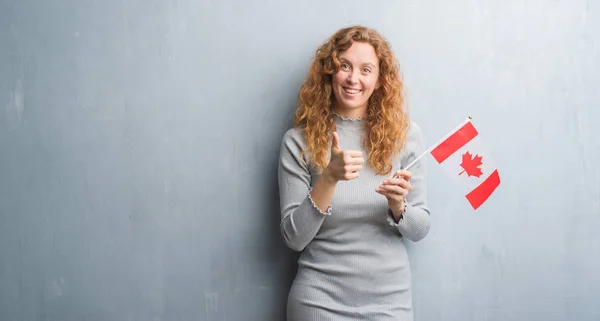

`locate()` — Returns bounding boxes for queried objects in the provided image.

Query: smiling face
[331,41,380,119]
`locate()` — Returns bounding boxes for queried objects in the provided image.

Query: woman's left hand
[376,170,412,218]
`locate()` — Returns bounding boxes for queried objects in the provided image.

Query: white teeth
[344,88,360,94]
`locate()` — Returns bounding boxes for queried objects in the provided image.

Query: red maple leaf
[459,151,483,177]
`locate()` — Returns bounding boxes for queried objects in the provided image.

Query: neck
[333,111,364,131]
[333,104,367,119]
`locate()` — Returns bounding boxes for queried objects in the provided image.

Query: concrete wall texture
[1,0,599,320]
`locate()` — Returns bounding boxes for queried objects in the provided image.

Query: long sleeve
[387,122,432,242]
[278,129,330,252]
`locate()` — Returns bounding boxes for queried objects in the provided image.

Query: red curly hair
[294,25,410,176]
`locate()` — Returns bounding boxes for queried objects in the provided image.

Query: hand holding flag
[376,169,412,219]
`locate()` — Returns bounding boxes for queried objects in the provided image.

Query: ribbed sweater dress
[278,114,431,321]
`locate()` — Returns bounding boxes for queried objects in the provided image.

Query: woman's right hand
[323,132,364,183]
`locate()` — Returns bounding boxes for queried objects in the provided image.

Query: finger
[346,156,365,165]
[344,164,362,173]
[382,178,411,190]
[343,171,360,180]
[375,189,392,199]
[332,132,340,151]
[343,152,364,164]
[378,184,408,197]
[393,169,412,181]
[344,150,363,157]
[375,189,400,201]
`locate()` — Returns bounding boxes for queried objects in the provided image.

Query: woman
[278,25,431,320]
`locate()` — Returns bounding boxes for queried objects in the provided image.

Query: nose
[346,70,359,84]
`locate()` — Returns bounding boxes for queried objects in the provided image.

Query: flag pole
[395,116,473,174]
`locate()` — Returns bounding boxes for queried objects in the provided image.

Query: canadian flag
[429,118,500,210]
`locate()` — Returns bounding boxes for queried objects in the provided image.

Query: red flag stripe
[465,169,500,210]
[430,121,479,164]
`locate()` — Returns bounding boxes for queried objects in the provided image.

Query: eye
[340,63,350,70]
[362,67,372,73]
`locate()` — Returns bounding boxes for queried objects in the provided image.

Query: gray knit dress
[278,114,431,321]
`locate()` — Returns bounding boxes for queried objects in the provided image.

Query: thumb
[331,131,341,151]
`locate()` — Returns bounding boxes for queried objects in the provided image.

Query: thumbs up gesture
[324,132,365,182]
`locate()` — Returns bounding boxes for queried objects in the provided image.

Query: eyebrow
[339,58,377,68]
